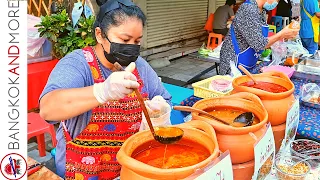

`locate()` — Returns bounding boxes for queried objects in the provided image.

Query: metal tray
[301,91,320,109]
[298,59,320,67]
[292,64,320,82]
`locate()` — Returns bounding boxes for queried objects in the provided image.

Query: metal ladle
[113,62,183,144]
[173,106,254,127]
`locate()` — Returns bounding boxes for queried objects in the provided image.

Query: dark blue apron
[230,0,269,70]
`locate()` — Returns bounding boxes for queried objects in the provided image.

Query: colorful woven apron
[63,46,147,180]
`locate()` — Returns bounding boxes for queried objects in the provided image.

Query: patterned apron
[63,46,147,180]
[230,0,269,70]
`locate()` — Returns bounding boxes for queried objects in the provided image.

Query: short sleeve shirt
[299,0,320,38]
[219,0,269,75]
[213,5,234,29]
[39,49,172,178]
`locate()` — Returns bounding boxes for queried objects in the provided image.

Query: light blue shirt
[39,49,172,178]
[299,0,320,38]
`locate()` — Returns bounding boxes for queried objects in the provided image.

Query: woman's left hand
[279,25,300,40]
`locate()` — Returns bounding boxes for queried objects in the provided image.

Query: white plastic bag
[139,96,172,131]
[269,41,287,66]
[300,83,320,99]
[286,39,309,56]
[28,15,47,57]
[229,60,242,78]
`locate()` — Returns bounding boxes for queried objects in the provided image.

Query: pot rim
[191,92,269,135]
[232,71,295,99]
[116,121,220,177]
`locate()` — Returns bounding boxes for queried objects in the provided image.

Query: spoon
[238,65,257,85]
[113,62,183,144]
[173,106,254,127]
[289,156,320,168]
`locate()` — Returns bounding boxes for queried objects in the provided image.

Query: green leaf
[62,46,68,54]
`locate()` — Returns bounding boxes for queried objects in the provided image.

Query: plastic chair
[282,17,290,28]
[28,112,57,157]
[204,13,214,33]
[207,33,224,49]
[269,25,277,33]
[268,32,275,37]
[271,16,283,32]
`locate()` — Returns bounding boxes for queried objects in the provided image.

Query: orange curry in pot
[132,139,210,169]
[240,81,288,93]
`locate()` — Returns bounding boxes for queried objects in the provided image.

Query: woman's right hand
[93,62,140,104]
[279,25,300,40]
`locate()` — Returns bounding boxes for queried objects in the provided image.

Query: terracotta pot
[233,160,254,180]
[272,122,286,153]
[232,71,295,126]
[117,121,220,180]
[192,92,268,164]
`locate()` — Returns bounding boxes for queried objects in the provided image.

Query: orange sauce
[154,127,183,137]
[240,81,287,93]
[132,140,210,169]
[204,107,260,127]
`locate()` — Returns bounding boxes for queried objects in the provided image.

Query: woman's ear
[95,27,104,44]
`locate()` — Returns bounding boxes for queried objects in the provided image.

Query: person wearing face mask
[38,0,171,179]
[219,0,299,75]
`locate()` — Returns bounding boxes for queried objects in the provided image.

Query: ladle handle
[113,62,156,135]
[173,106,229,125]
[238,65,257,84]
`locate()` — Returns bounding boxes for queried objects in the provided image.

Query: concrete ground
[28,54,218,175]
[154,55,218,87]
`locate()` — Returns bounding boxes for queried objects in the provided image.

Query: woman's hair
[93,0,146,39]
[226,0,236,6]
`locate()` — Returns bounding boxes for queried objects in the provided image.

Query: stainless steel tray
[298,59,320,67]
[301,91,320,109]
[292,64,320,82]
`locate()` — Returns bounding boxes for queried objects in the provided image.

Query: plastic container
[290,139,320,169]
[261,65,295,78]
[192,75,233,99]
[275,155,311,180]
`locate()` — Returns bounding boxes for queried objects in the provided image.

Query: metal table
[186,52,220,84]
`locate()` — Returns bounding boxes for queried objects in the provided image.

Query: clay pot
[232,71,295,126]
[192,92,268,164]
[233,160,254,180]
[117,121,220,180]
[272,122,286,153]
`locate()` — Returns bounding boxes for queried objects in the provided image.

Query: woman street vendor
[219,0,299,75]
[39,0,171,179]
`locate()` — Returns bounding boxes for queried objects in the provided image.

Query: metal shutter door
[145,0,208,48]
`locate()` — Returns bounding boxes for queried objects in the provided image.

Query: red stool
[28,112,57,157]
[207,33,224,49]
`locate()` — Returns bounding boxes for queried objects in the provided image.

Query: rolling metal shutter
[144,0,208,48]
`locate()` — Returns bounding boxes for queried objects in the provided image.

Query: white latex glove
[145,96,169,118]
[93,62,140,104]
[139,96,171,131]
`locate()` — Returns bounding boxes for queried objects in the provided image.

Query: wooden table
[27,157,62,180]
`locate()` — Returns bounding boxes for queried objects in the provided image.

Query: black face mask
[102,37,141,66]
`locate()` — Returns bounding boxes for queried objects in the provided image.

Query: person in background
[212,0,236,36]
[276,0,292,21]
[39,0,171,179]
[300,0,320,54]
[219,0,299,75]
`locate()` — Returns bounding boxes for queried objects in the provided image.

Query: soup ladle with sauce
[113,62,183,144]
[173,106,254,127]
